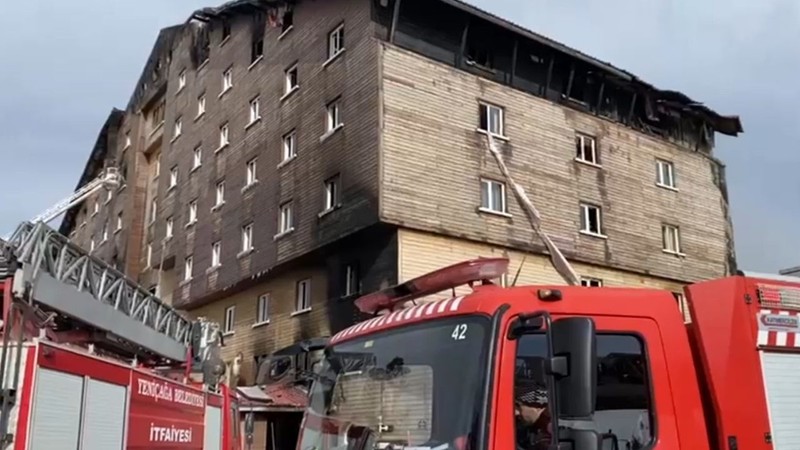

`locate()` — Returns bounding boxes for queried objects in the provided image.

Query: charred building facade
[62,0,740,383]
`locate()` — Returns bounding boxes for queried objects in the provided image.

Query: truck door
[495,315,687,450]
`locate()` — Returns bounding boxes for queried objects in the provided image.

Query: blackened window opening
[282,9,294,32]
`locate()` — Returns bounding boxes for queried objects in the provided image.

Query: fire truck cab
[296,258,800,450]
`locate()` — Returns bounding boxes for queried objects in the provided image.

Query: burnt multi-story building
[61,0,741,382]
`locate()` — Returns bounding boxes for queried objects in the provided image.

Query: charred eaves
[383,0,742,150]
[59,109,124,236]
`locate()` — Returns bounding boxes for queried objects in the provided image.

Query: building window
[295,279,311,312]
[326,99,342,132]
[662,224,682,254]
[241,223,253,253]
[656,159,676,189]
[282,130,296,162]
[146,243,152,267]
[580,277,603,287]
[166,216,174,239]
[480,178,507,214]
[223,305,235,334]
[673,292,687,316]
[279,202,293,234]
[178,69,186,91]
[222,66,233,93]
[102,222,109,242]
[124,131,131,148]
[575,133,598,165]
[256,293,270,324]
[192,146,202,170]
[93,200,99,215]
[105,189,113,204]
[248,97,260,124]
[324,175,340,212]
[478,102,504,137]
[251,38,264,64]
[90,237,96,252]
[284,64,298,95]
[219,123,229,148]
[188,200,198,224]
[150,199,157,223]
[327,24,345,60]
[197,95,206,117]
[116,212,123,231]
[169,166,178,189]
[579,202,603,236]
[281,10,293,34]
[173,117,182,139]
[211,241,222,267]
[345,264,359,296]
[245,158,258,186]
[154,158,160,178]
[215,181,225,207]
[221,20,231,42]
[184,255,193,281]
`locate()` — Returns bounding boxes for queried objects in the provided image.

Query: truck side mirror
[550,317,597,419]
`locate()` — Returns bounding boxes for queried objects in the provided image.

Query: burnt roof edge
[441,0,742,136]
[59,109,124,235]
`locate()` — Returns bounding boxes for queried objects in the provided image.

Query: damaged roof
[442,0,743,136]
[59,109,124,235]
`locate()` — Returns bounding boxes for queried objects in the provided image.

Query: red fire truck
[0,221,242,449]
[295,258,800,450]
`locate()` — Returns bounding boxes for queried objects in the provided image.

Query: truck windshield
[298,315,490,450]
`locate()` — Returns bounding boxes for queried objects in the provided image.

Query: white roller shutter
[204,405,222,450]
[28,368,84,450]
[760,351,800,449]
[80,378,127,450]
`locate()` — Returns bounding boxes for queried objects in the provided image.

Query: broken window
[514,41,549,96]
[464,20,514,84]
[394,0,466,66]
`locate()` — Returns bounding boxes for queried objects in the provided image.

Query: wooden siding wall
[380,44,730,284]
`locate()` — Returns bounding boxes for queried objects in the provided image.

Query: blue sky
[1,0,797,272]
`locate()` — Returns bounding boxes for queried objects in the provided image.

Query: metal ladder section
[5,221,192,363]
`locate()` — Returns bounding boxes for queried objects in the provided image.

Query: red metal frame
[354,257,509,314]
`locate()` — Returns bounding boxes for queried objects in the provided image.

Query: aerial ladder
[0,167,226,447]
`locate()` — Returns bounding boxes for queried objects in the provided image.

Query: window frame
[256,293,270,324]
[188,200,198,224]
[211,241,222,267]
[327,23,345,61]
[197,94,206,117]
[241,223,254,253]
[662,224,683,255]
[478,102,505,137]
[192,146,202,170]
[284,63,299,95]
[166,216,174,239]
[245,158,258,186]
[219,123,230,148]
[248,96,261,124]
[222,66,233,93]
[656,159,676,189]
[282,130,297,162]
[223,305,235,335]
[215,180,225,207]
[579,202,604,237]
[173,116,182,140]
[323,175,340,212]
[580,277,603,287]
[575,133,599,166]
[279,201,294,234]
[479,178,508,214]
[326,99,342,132]
[184,255,193,282]
[169,166,178,189]
[344,263,359,297]
[295,279,312,313]
[178,69,186,91]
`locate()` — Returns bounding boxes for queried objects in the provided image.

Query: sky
[0,0,797,273]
